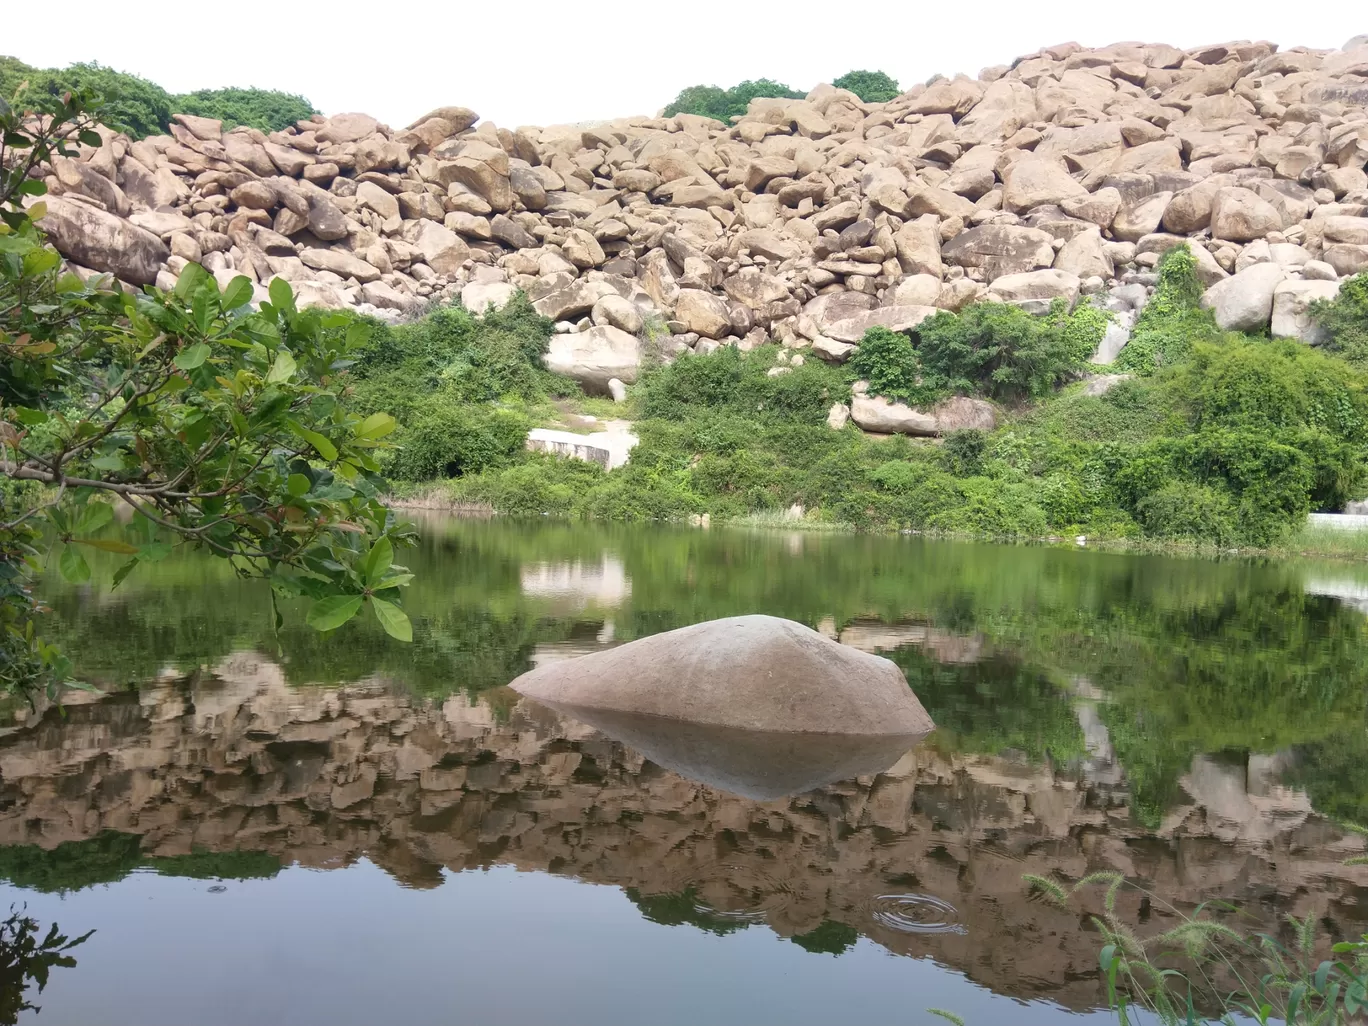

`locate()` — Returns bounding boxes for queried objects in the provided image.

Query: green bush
[1310,271,1368,362]
[639,346,848,424]
[849,326,931,403]
[390,406,529,482]
[663,79,806,122]
[352,294,556,420]
[1133,481,1237,544]
[171,87,318,133]
[916,302,1090,401]
[2,58,172,138]
[832,70,900,103]
[1114,245,1219,374]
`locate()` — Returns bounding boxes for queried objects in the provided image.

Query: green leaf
[137,541,172,563]
[75,502,113,534]
[58,545,91,584]
[287,473,312,497]
[221,275,254,310]
[78,129,103,148]
[289,420,338,461]
[10,406,48,426]
[111,558,139,590]
[266,349,297,384]
[174,262,208,298]
[174,342,211,370]
[370,597,413,642]
[356,412,396,439]
[372,573,415,590]
[360,536,393,585]
[268,277,294,312]
[74,538,139,554]
[305,595,363,632]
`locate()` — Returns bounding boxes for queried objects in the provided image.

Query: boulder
[826,305,940,344]
[405,220,470,275]
[1199,262,1286,332]
[1002,157,1088,213]
[850,394,996,435]
[989,269,1081,312]
[674,288,733,339]
[461,281,516,315]
[543,325,642,393]
[534,279,618,321]
[1054,229,1113,279]
[510,614,934,737]
[1270,280,1340,343]
[298,247,382,283]
[1210,188,1283,242]
[812,336,857,363]
[592,294,645,334]
[941,225,1055,278]
[37,197,168,286]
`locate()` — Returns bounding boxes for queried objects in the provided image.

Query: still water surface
[1,519,1366,1024]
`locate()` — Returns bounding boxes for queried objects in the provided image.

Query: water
[2,518,1366,1024]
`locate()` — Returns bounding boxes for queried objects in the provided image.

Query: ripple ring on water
[870,893,966,934]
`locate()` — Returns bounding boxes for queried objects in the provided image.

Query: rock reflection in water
[525,700,924,800]
[0,654,1364,1012]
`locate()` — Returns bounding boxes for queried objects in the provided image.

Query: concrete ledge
[527,427,638,470]
[1308,513,1368,531]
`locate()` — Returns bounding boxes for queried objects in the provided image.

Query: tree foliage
[0,55,317,138]
[663,79,806,122]
[0,89,411,700]
[169,86,318,133]
[833,69,900,103]
[1311,271,1368,363]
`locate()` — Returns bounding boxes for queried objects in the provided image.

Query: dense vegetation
[389,248,1368,552]
[0,55,317,135]
[663,68,900,120]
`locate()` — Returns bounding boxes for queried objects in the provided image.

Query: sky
[9,0,1363,130]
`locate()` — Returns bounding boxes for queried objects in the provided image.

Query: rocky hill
[26,34,1368,403]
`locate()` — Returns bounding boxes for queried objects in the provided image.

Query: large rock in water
[510,615,934,736]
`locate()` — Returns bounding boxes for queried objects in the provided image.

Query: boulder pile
[28,33,1368,428]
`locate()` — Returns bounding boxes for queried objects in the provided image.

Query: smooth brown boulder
[37,197,168,286]
[511,615,935,736]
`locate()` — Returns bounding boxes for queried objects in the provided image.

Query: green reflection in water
[32,516,1368,828]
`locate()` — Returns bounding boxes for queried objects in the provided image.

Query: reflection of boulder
[838,621,984,664]
[532,701,922,800]
[520,557,631,609]
[510,615,935,735]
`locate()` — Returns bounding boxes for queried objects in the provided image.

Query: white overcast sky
[9,0,1362,130]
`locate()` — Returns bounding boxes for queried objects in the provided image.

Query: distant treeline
[0,55,318,137]
[664,69,900,121]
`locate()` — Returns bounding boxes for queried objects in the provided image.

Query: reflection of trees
[34,518,1368,827]
[0,832,279,893]
[0,908,89,1024]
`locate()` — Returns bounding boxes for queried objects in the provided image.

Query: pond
[1,519,1366,1025]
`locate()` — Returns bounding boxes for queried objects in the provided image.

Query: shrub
[1114,245,1218,374]
[353,294,555,409]
[639,346,848,424]
[390,407,528,482]
[849,326,934,404]
[663,79,805,122]
[171,87,318,133]
[1134,481,1237,544]
[916,302,1087,401]
[1310,270,1368,362]
[1174,338,1368,441]
[832,70,900,103]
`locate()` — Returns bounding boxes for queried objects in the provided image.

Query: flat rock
[510,615,934,736]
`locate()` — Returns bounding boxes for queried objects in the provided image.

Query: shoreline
[384,493,1368,565]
